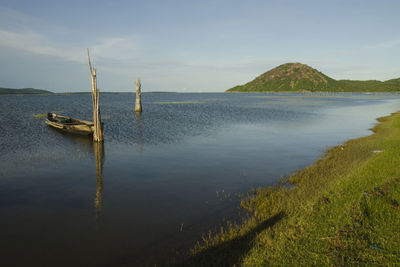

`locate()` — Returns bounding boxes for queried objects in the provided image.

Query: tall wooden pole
[87,48,104,142]
[135,77,142,113]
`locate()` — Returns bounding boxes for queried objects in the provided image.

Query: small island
[226,63,400,93]
[0,87,53,95]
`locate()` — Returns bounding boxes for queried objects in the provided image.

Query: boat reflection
[47,126,94,153]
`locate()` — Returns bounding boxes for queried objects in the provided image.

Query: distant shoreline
[226,90,400,94]
[0,87,53,95]
[2,87,400,95]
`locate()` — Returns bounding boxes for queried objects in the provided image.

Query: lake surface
[0,92,399,266]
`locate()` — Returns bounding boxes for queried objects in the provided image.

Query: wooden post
[135,77,142,113]
[87,48,104,142]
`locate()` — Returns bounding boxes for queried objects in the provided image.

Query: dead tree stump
[135,77,142,113]
[87,48,104,142]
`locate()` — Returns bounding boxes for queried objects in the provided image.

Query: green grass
[153,101,205,105]
[179,111,400,266]
[101,115,112,120]
[229,77,400,93]
[33,113,47,118]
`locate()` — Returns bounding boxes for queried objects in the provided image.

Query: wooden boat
[45,113,96,135]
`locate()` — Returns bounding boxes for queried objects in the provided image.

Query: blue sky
[0,0,399,92]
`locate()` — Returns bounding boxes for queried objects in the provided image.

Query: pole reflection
[134,112,144,155]
[93,142,104,224]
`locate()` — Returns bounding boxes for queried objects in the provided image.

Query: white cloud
[326,38,400,56]
[363,39,400,49]
[92,37,138,56]
[89,36,141,65]
[0,29,83,62]
[0,6,141,64]
[0,28,141,66]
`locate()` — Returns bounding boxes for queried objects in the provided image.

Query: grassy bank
[181,111,400,266]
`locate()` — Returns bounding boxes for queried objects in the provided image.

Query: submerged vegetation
[181,111,400,266]
[33,113,47,118]
[227,63,400,93]
[153,101,206,105]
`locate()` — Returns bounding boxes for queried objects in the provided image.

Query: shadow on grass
[177,212,286,267]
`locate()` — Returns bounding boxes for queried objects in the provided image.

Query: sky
[0,0,399,92]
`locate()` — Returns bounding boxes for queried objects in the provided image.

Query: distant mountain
[226,63,400,92]
[0,87,53,95]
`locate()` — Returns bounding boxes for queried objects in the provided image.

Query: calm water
[1,92,399,266]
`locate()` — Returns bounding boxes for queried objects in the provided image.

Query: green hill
[0,87,53,95]
[226,63,400,92]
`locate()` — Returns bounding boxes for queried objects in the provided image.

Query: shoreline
[181,111,400,266]
[226,90,400,94]
[1,91,400,95]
